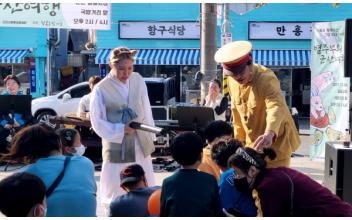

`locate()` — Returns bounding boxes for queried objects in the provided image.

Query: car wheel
[36,111,57,129]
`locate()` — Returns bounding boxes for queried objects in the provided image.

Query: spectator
[57,128,86,156]
[76,75,101,119]
[211,139,257,216]
[228,147,352,216]
[160,132,222,217]
[0,172,46,217]
[0,123,97,217]
[0,75,26,153]
[203,79,228,121]
[109,164,160,217]
[198,120,233,182]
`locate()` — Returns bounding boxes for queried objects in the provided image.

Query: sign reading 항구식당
[119,21,200,39]
[0,3,111,30]
[310,21,350,159]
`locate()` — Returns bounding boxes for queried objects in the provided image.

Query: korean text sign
[119,21,200,39]
[0,3,111,30]
[310,21,350,159]
[249,21,311,40]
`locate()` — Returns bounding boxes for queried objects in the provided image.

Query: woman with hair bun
[89,47,156,215]
[228,147,352,217]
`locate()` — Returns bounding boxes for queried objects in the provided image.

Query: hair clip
[236,148,258,166]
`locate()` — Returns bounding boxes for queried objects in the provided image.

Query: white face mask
[43,207,47,217]
[74,144,86,156]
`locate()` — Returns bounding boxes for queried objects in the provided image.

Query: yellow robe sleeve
[232,104,246,143]
[261,74,285,137]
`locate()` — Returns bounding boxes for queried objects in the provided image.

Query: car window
[70,84,90,98]
[58,84,90,99]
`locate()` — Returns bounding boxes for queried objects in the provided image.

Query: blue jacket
[219,169,257,216]
[25,155,97,217]
[0,91,25,127]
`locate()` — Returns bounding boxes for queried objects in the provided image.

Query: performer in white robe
[90,47,156,215]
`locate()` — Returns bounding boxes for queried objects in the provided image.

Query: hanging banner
[99,64,107,79]
[0,3,111,30]
[29,58,36,93]
[310,21,350,159]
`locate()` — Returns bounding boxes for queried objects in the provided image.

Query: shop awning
[95,48,200,65]
[0,49,30,64]
[96,48,310,67]
[252,49,311,67]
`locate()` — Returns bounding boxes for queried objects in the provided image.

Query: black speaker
[345,19,352,77]
[324,142,352,204]
[144,77,176,106]
[151,107,167,120]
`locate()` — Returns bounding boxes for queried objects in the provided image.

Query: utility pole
[200,3,217,103]
[223,3,230,33]
[222,3,231,98]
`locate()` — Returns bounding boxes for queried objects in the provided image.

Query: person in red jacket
[228,147,352,217]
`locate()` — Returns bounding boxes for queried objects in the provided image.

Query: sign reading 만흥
[119,21,200,39]
[0,3,111,30]
[310,21,350,159]
[249,21,312,40]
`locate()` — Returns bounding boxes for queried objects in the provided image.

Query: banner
[0,3,111,30]
[310,21,350,159]
[29,58,36,93]
[99,64,107,79]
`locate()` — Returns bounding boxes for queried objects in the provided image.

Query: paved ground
[0,118,325,217]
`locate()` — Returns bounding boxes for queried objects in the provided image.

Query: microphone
[129,122,163,134]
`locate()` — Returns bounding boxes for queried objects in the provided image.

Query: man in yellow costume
[214,41,301,167]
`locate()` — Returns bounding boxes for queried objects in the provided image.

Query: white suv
[31,82,90,124]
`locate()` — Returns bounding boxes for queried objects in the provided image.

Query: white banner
[119,21,200,39]
[249,21,312,40]
[221,32,232,46]
[310,21,350,159]
[0,3,111,30]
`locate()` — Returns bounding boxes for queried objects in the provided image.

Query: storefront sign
[99,64,107,78]
[0,3,111,30]
[119,21,200,39]
[29,59,36,93]
[221,32,232,46]
[249,21,312,40]
[310,21,349,159]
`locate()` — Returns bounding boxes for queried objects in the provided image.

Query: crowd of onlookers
[1,120,352,217]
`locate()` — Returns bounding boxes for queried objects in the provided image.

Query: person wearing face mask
[0,75,26,153]
[228,147,352,217]
[0,123,97,216]
[211,139,257,217]
[0,172,47,217]
[57,128,86,156]
[203,79,228,121]
[90,47,156,215]
[214,41,301,168]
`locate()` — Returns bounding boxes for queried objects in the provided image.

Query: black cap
[120,164,145,186]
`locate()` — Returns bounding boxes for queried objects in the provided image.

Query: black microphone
[129,122,163,134]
